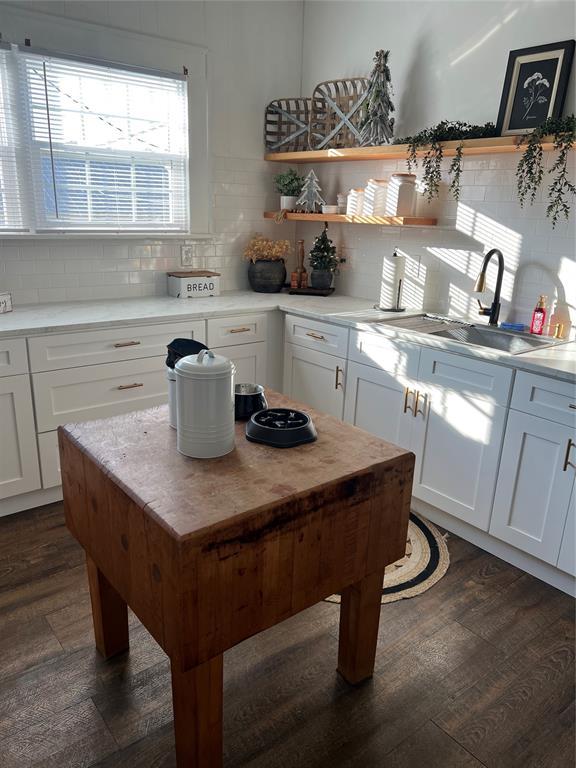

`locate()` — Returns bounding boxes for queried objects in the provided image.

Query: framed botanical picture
[496,40,575,136]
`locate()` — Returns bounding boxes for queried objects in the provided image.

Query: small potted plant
[274,168,303,211]
[244,234,291,293]
[308,225,341,290]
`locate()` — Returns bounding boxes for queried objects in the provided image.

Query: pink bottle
[529,295,547,335]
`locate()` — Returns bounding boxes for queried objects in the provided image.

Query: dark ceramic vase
[310,270,333,290]
[248,260,286,293]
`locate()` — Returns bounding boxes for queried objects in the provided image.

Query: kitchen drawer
[511,371,576,428]
[33,357,168,432]
[38,431,61,489]
[349,330,421,379]
[207,314,267,348]
[417,348,513,405]
[216,342,267,386]
[0,338,28,376]
[28,321,206,372]
[284,314,348,357]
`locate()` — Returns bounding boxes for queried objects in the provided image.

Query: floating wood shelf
[264,136,560,163]
[263,212,437,226]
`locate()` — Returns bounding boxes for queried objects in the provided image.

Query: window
[0,45,189,233]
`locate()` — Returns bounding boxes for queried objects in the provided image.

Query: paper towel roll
[379,249,406,309]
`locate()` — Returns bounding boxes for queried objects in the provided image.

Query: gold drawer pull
[117,383,144,391]
[403,387,415,415]
[414,390,427,418]
[113,340,141,348]
[229,327,251,334]
[306,331,327,341]
[563,438,575,472]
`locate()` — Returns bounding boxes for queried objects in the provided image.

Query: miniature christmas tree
[360,49,395,147]
[295,169,326,213]
[308,224,339,272]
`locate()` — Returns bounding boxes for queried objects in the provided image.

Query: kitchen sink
[379,314,566,355]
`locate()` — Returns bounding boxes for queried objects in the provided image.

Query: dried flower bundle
[243,234,292,263]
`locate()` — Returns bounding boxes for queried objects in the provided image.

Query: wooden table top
[59,392,412,543]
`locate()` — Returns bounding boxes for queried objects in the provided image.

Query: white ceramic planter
[280,195,298,211]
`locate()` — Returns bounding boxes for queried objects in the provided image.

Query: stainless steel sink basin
[380,314,565,355]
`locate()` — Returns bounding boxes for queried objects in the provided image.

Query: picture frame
[496,40,575,136]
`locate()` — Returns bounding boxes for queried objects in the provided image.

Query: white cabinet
[28,321,205,372]
[213,342,267,386]
[0,374,41,500]
[283,343,345,419]
[557,492,575,576]
[343,361,415,449]
[33,356,169,432]
[490,411,575,564]
[207,314,267,348]
[38,431,61,489]
[410,348,512,530]
[0,339,29,376]
[410,385,508,530]
[284,314,349,357]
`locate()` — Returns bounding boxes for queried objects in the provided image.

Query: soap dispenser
[529,295,547,335]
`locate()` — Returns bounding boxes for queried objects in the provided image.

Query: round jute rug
[324,513,450,605]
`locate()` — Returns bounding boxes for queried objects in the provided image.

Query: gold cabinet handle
[403,387,415,415]
[229,327,251,334]
[117,383,144,391]
[335,365,344,390]
[563,438,575,472]
[306,331,327,342]
[414,390,427,418]
[113,340,141,348]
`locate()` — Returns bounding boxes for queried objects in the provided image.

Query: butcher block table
[59,392,414,767]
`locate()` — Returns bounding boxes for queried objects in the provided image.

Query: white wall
[296,0,576,328]
[302,0,575,135]
[0,1,302,303]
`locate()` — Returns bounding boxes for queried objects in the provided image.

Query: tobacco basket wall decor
[264,98,317,153]
[309,77,369,150]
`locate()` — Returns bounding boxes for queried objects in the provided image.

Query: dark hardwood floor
[0,502,574,767]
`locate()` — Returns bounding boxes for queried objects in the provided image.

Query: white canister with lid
[363,179,388,216]
[386,173,417,217]
[175,349,236,458]
[346,188,365,216]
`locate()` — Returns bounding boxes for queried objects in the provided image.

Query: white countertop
[1,292,575,384]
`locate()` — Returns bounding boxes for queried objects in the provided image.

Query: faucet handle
[477,299,490,317]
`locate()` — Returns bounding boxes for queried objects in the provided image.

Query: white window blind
[1,46,190,233]
[0,46,27,231]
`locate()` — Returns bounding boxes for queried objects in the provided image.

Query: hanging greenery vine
[397,120,497,201]
[395,116,575,226]
[516,116,576,227]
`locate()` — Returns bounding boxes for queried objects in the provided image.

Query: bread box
[167,270,221,299]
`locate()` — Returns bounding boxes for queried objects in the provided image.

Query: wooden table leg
[337,568,385,685]
[86,554,129,659]
[171,654,224,768]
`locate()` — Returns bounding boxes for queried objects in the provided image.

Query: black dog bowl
[245,408,317,448]
[235,383,268,421]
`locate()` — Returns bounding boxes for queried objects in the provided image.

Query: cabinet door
[557,488,575,576]
[489,411,575,564]
[0,374,41,500]
[283,343,345,419]
[410,385,507,530]
[213,342,267,387]
[343,361,413,449]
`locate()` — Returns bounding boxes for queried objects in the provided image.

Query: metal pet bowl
[245,408,317,448]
